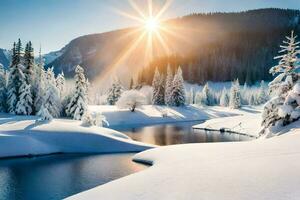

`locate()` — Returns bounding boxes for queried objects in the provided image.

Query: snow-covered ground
[0,113,153,158]
[89,105,245,127]
[68,121,300,200]
[193,106,263,137]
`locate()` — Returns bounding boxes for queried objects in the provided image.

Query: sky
[0,0,299,54]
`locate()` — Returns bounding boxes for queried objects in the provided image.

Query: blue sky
[0,0,299,53]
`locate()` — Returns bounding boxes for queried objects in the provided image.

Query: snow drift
[0,114,153,158]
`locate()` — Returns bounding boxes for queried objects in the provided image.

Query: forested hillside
[45,8,300,85]
[137,9,300,85]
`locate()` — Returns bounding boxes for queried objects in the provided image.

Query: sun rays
[95,0,181,86]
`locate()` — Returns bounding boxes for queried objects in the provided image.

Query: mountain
[46,8,300,86]
[0,48,10,69]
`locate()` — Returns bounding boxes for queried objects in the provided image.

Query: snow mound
[0,114,153,158]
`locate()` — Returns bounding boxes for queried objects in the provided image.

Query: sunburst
[95,0,181,87]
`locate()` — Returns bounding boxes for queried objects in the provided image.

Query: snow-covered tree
[220,87,229,107]
[16,83,33,115]
[15,41,35,115]
[229,79,241,109]
[33,46,46,112]
[165,64,173,106]
[170,67,185,107]
[200,83,214,106]
[256,80,269,105]
[56,71,66,100]
[41,68,61,118]
[249,94,255,106]
[37,104,53,121]
[116,90,146,112]
[186,88,195,105]
[0,64,7,111]
[23,41,35,87]
[152,67,165,105]
[268,30,300,96]
[261,31,300,133]
[65,65,88,120]
[107,78,123,105]
[7,40,25,114]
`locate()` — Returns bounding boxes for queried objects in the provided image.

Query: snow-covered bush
[81,111,107,127]
[116,90,146,112]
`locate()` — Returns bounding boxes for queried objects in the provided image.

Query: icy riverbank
[193,106,263,137]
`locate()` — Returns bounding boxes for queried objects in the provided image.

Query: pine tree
[220,87,229,107]
[152,67,165,105]
[23,41,35,87]
[66,65,88,120]
[41,68,61,118]
[229,79,241,109]
[165,64,173,105]
[269,30,300,97]
[107,78,123,105]
[0,64,7,111]
[261,31,300,132]
[16,83,33,115]
[34,47,46,112]
[170,67,185,107]
[7,40,25,114]
[56,71,66,100]
[37,104,53,121]
[201,83,213,106]
[256,80,269,105]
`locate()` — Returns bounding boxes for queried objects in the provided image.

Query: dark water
[0,121,252,200]
[0,153,146,200]
[112,121,252,146]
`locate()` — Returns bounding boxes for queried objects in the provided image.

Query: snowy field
[68,121,300,200]
[89,105,246,127]
[0,113,153,158]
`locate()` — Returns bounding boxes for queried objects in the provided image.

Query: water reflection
[112,121,251,146]
[0,153,146,200]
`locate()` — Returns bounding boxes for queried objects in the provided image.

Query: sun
[145,17,159,32]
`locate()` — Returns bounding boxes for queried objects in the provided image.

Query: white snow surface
[89,105,243,127]
[68,121,300,200]
[0,114,153,158]
[193,106,263,137]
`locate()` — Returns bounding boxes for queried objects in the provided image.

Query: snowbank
[68,121,300,200]
[0,114,154,158]
[193,106,263,137]
[89,105,244,127]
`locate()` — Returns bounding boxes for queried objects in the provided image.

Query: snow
[68,121,300,200]
[0,113,153,158]
[88,105,243,127]
[193,106,263,137]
